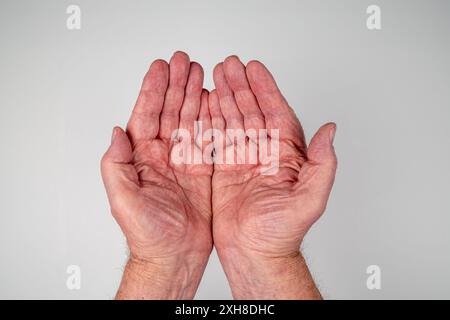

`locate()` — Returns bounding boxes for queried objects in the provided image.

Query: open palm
[210,57,337,260]
[101,52,213,262]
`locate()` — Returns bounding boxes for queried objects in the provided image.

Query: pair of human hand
[101,51,337,299]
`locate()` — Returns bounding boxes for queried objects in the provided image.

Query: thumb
[296,123,337,212]
[306,122,337,166]
[101,127,138,210]
[102,127,133,164]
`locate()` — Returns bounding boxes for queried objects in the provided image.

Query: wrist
[216,247,321,300]
[116,251,210,300]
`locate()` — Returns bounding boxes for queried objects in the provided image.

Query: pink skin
[210,56,337,299]
[101,52,337,300]
[101,52,213,299]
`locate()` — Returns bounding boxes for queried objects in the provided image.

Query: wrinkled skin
[101,51,337,299]
[101,52,213,262]
[210,56,337,259]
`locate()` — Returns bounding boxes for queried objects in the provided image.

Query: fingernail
[111,127,118,143]
[329,125,336,144]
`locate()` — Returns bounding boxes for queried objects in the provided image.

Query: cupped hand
[101,52,213,299]
[210,56,337,298]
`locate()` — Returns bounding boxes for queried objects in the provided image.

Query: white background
[1,0,449,299]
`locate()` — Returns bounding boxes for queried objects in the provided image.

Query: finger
[197,89,211,147]
[197,90,213,165]
[223,55,265,132]
[179,62,204,139]
[213,63,245,131]
[101,127,140,211]
[246,60,305,147]
[127,59,169,143]
[208,89,225,132]
[159,51,191,140]
[297,123,337,209]
[208,90,226,162]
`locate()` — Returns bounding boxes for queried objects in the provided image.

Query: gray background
[1,0,449,299]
